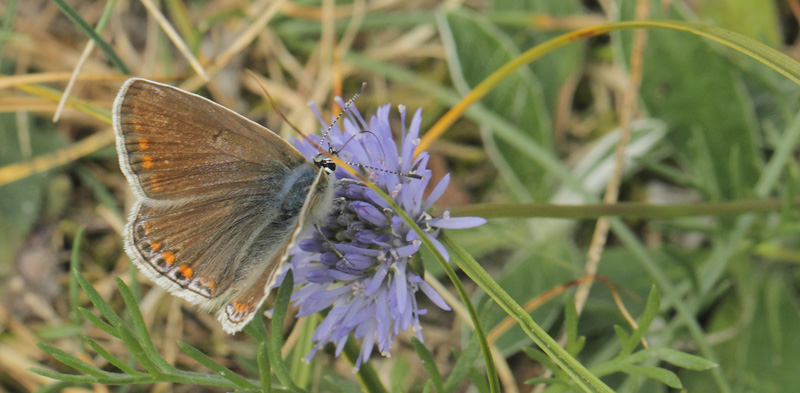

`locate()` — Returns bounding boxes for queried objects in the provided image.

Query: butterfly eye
[313,154,336,173]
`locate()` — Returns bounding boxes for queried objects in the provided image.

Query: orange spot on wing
[142,156,153,170]
[161,251,175,265]
[178,264,193,278]
[151,242,161,251]
[138,138,149,151]
[207,280,216,290]
[144,223,152,235]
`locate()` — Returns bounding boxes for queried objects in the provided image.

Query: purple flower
[287,101,485,371]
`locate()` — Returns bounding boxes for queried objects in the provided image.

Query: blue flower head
[288,100,485,370]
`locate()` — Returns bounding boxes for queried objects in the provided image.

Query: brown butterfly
[113,78,336,333]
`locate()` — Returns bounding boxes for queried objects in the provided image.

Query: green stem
[446,198,787,219]
[344,338,388,393]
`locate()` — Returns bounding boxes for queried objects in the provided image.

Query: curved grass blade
[417,19,800,155]
[440,233,613,393]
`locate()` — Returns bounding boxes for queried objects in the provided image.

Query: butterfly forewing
[114,78,306,201]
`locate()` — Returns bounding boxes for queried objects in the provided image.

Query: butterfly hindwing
[218,168,334,333]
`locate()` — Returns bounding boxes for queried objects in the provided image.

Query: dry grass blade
[139,0,208,82]
[0,129,115,187]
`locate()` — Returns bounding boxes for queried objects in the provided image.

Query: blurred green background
[2,0,800,392]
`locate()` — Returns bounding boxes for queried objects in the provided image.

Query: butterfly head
[313,153,336,174]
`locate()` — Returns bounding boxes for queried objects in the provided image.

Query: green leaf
[289,313,318,388]
[651,348,717,371]
[257,341,272,392]
[699,274,800,392]
[563,295,584,356]
[77,308,117,338]
[619,8,761,199]
[116,324,160,374]
[521,347,561,379]
[411,338,445,393]
[83,336,141,376]
[73,271,123,328]
[625,365,682,389]
[29,368,128,384]
[178,341,257,389]
[613,325,631,347]
[36,342,109,378]
[621,286,660,357]
[243,311,268,343]
[268,269,303,392]
[115,277,175,373]
[443,337,481,393]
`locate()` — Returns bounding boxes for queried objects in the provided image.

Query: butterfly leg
[315,224,354,268]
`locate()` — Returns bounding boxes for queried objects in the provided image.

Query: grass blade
[115,277,175,373]
[36,342,109,378]
[411,338,444,393]
[441,233,613,393]
[69,226,84,324]
[72,270,123,327]
[77,307,117,338]
[83,336,140,376]
[48,0,130,74]
[178,341,257,389]
[257,341,272,392]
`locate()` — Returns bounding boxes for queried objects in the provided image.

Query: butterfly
[113,78,336,333]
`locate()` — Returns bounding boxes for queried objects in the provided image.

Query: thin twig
[573,0,650,317]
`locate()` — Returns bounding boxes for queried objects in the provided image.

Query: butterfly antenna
[320,82,367,153]
[337,129,423,180]
[247,70,308,139]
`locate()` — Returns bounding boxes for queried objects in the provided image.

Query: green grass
[1,0,800,392]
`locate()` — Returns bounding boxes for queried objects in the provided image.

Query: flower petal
[429,215,487,229]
